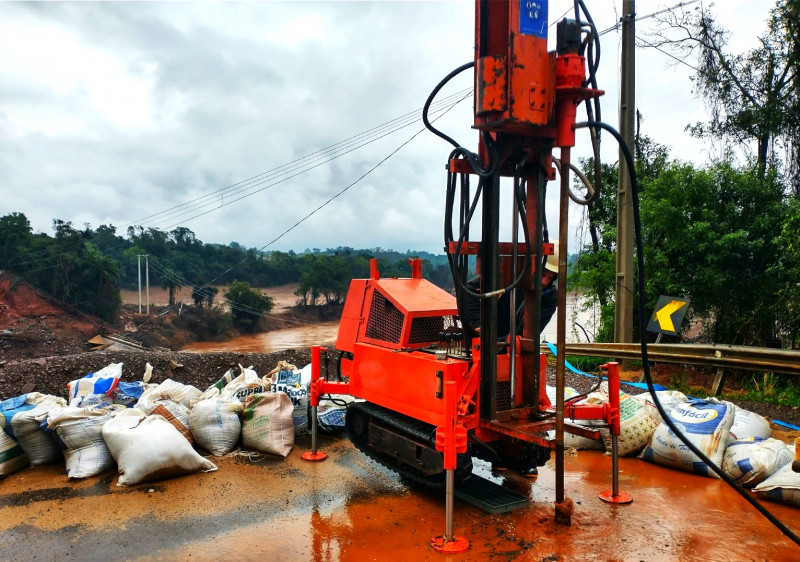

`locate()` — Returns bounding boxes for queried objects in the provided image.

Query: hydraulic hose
[575,119,800,547]
[422,62,497,178]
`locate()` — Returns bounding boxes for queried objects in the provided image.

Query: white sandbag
[137,379,202,410]
[754,453,800,507]
[640,398,735,478]
[102,409,216,486]
[190,396,243,456]
[729,409,772,441]
[47,405,123,478]
[0,425,29,477]
[1,393,67,466]
[546,429,605,450]
[270,368,310,437]
[545,385,579,405]
[589,383,659,457]
[631,390,689,424]
[149,400,193,443]
[220,365,267,404]
[722,437,793,487]
[242,393,294,458]
[67,362,123,407]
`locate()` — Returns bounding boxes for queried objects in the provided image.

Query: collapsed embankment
[0,348,315,399]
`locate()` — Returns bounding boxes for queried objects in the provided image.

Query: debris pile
[0,360,349,486]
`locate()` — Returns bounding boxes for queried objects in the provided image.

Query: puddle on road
[140,450,800,561]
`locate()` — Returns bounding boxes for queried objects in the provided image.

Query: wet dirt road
[2,433,799,561]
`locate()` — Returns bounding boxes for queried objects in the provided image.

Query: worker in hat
[539,240,559,331]
[464,240,560,338]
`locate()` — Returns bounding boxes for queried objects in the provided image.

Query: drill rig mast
[306,0,623,552]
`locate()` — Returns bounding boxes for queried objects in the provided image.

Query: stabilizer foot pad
[301,451,328,462]
[430,536,470,553]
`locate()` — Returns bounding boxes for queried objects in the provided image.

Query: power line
[122,89,472,232]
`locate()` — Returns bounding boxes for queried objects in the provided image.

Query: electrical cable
[576,119,800,548]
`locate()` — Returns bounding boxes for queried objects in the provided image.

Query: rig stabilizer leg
[430,469,470,554]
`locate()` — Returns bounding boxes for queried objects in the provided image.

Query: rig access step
[455,475,529,514]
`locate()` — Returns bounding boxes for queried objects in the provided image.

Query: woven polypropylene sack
[190,396,243,456]
[102,409,216,486]
[242,393,294,458]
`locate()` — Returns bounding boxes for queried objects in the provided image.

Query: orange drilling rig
[305,0,628,552]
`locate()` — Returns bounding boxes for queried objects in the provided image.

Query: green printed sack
[242,393,294,458]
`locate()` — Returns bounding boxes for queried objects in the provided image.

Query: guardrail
[562,342,800,395]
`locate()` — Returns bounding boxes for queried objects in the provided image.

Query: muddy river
[181,293,597,355]
[181,321,340,353]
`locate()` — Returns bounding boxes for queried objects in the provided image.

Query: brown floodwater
[181,321,340,353]
[2,434,799,561]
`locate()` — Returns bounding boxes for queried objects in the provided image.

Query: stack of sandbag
[588,382,659,456]
[268,364,311,437]
[722,437,793,487]
[47,404,125,479]
[102,408,216,486]
[67,363,123,408]
[0,393,67,466]
[640,398,735,477]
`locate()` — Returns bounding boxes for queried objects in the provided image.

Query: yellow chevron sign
[647,296,690,336]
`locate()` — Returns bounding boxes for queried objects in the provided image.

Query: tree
[79,242,122,322]
[571,125,788,346]
[159,269,183,307]
[192,284,218,309]
[772,197,800,348]
[225,280,275,332]
[0,212,33,269]
[652,0,800,189]
[640,158,785,345]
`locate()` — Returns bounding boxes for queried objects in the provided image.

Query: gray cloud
[0,1,770,256]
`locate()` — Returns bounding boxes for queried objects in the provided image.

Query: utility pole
[615,0,635,351]
[137,255,142,314]
[145,254,150,316]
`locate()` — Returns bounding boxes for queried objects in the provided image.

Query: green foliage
[224,280,275,332]
[0,212,456,325]
[722,372,800,407]
[771,197,800,347]
[571,131,791,346]
[641,159,785,344]
[564,355,611,373]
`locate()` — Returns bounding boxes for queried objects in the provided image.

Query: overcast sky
[0,0,773,258]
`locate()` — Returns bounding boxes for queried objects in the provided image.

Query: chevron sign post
[646,296,690,337]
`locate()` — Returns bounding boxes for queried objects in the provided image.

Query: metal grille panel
[365,291,403,344]
[408,315,459,344]
[496,381,511,410]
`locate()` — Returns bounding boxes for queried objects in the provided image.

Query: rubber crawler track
[345,401,473,489]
